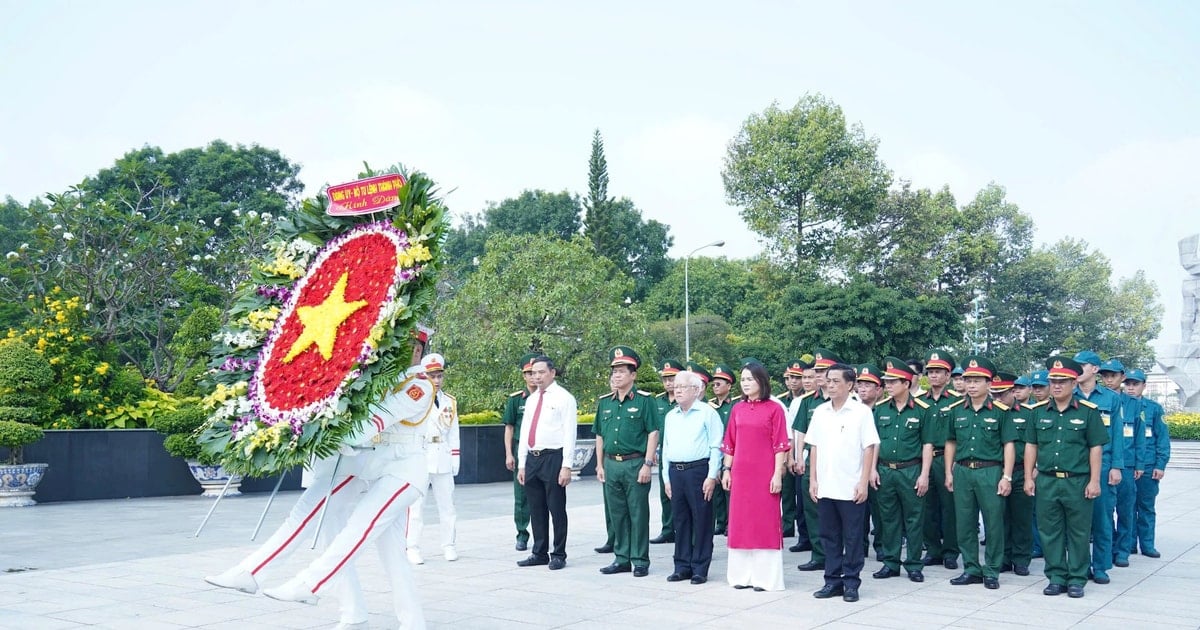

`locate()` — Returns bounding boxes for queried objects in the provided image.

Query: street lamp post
[685,239,725,361]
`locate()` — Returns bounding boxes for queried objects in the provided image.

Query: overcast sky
[2,1,1197,355]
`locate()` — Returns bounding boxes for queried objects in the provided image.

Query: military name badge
[1013,418,1026,424]
[406,384,425,401]
[628,407,639,412]
[1124,425,1134,438]
[984,417,997,423]
[1070,418,1085,425]
[1101,413,1111,427]
[1145,427,1153,437]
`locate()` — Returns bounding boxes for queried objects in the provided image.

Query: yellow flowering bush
[1166,411,1200,440]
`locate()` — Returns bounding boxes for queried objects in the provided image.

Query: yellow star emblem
[282,272,368,363]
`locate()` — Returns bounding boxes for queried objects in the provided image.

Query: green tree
[842,183,959,294]
[938,183,1034,311]
[436,233,651,412]
[642,256,757,322]
[723,94,892,274]
[442,190,582,283]
[583,129,617,258]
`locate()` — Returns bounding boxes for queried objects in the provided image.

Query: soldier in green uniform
[650,359,685,545]
[1024,356,1108,598]
[778,359,808,546]
[707,363,737,535]
[782,359,814,552]
[918,350,961,569]
[857,364,885,559]
[1028,369,1049,559]
[595,346,661,577]
[992,371,1034,576]
[943,356,1016,590]
[870,358,933,583]
[793,349,840,572]
[502,353,540,551]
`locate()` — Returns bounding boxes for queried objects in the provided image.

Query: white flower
[192,255,201,261]
[260,212,272,222]
[203,254,215,261]
[5,251,17,260]
[53,224,62,230]
[198,219,206,226]
[174,237,183,246]
[232,209,241,217]
[213,217,222,226]
[19,243,28,251]
[248,210,259,219]
[62,232,74,241]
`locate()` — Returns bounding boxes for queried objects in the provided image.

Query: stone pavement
[2,470,1199,629]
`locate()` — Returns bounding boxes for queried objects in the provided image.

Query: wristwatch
[1001,474,1013,482]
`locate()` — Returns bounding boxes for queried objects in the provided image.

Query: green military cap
[882,356,915,382]
[740,357,762,368]
[518,352,540,372]
[960,355,996,379]
[925,350,956,371]
[685,361,712,384]
[856,363,883,386]
[990,371,1017,392]
[658,359,684,376]
[1047,355,1083,380]
[712,364,736,383]
[784,359,811,377]
[609,346,641,368]
[811,348,840,369]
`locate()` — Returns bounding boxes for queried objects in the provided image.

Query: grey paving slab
[0,471,1197,629]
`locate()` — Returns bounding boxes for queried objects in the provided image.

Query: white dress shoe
[444,546,458,562]
[407,549,424,565]
[262,578,318,605]
[204,567,259,594]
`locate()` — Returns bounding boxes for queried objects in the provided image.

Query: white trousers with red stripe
[406,472,457,551]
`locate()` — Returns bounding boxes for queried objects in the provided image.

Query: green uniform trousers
[924,454,958,561]
[954,464,1005,579]
[1036,475,1095,587]
[781,470,797,537]
[876,465,925,573]
[511,441,530,543]
[1002,467,1034,568]
[713,486,729,532]
[800,469,825,564]
[603,457,651,567]
[658,473,673,535]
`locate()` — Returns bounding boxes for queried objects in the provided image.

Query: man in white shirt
[808,363,880,604]
[516,355,578,570]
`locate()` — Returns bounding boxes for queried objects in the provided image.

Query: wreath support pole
[192,476,236,538]
[251,471,288,541]
[310,453,343,549]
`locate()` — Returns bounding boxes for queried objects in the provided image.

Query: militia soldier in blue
[595,346,661,577]
[792,349,840,572]
[918,350,961,570]
[502,353,540,551]
[870,358,933,583]
[1123,369,1169,559]
[943,356,1016,590]
[1072,350,1124,585]
[708,364,738,535]
[1024,356,1109,598]
[650,359,685,545]
[992,371,1033,576]
[1101,358,1143,567]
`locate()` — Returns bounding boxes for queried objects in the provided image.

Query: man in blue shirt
[1123,369,1170,559]
[1100,359,1144,567]
[661,370,725,584]
[1072,350,1124,585]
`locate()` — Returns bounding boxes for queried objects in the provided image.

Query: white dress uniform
[264,365,436,630]
[406,387,461,560]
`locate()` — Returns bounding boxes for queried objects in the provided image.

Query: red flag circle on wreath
[250,223,412,427]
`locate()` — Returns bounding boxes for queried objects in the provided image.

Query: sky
[2,1,1198,356]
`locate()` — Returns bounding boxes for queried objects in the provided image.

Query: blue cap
[1031,370,1049,386]
[1124,368,1147,383]
[1099,358,1125,373]
[1014,374,1033,387]
[951,366,963,376]
[1074,350,1102,367]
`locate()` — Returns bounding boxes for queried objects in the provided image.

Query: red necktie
[527,389,545,448]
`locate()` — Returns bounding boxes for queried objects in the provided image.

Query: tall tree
[583,128,617,259]
[842,183,959,294]
[722,94,892,274]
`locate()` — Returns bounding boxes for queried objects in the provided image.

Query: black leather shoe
[633,566,649,577]
[714,527,727,536]
[599,563,632,575]
[943,558,958,570]
[999,562,1013,573]
[949,573,983,586]
[548,557,566,570]
[1043,583,1066,596]
[753,586,765,592]
[1067,584,1085,598]
[690,575,707,585]
[797,561,823,571]
[515,539,528,552]
[813,584,844,599]
[517,555,549,567]
[1013,565,1030,576]
[921,555,939,566]
[789,541,813,552]
[1142,549,1161,558]
[907,571,924,583]
[872,566,898,579]
[1032,550,1044,559]
[984,577,999,590]
[649,533,674,544]
[1113,557,1130,567]
[594,544,613,554]
[733,584,752,589]
[843,588,859,602]
[1092,571,1110,584]
[667,572,692,582]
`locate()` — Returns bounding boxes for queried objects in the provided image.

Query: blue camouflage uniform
[1072,351,1124,583]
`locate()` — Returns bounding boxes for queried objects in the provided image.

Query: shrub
[0,420,44,465]
[459,410,501,425]
[1165,411,1200,441]
[156,404,217,464]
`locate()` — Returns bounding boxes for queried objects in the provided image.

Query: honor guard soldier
[1024,356,1109,598]
[502,353,540,552]
[870,358,933,583]
[779,359,809,548]
[1123,369,1168,558]
[918,350,961,570]
[708,363,738,535]
[943,356,1016,590]
[793,349,840,572]
[405,354,461,564]
[992,371,1033,576]
[650,359,685,545]
[1072,350,1124,585]
[594,346,661,577]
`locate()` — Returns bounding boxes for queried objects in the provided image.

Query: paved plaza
[2,468,1199,629]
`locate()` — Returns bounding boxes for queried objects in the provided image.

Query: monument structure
[1159,233,1200,410]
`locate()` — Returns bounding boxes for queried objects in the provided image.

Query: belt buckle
[371,435,382,445]
[614,454,624,462]
[967,461,978,469]
[431,436,442,443]
[887,462,899,470]
[674,463,685,470]
[1054,471,1069,478]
